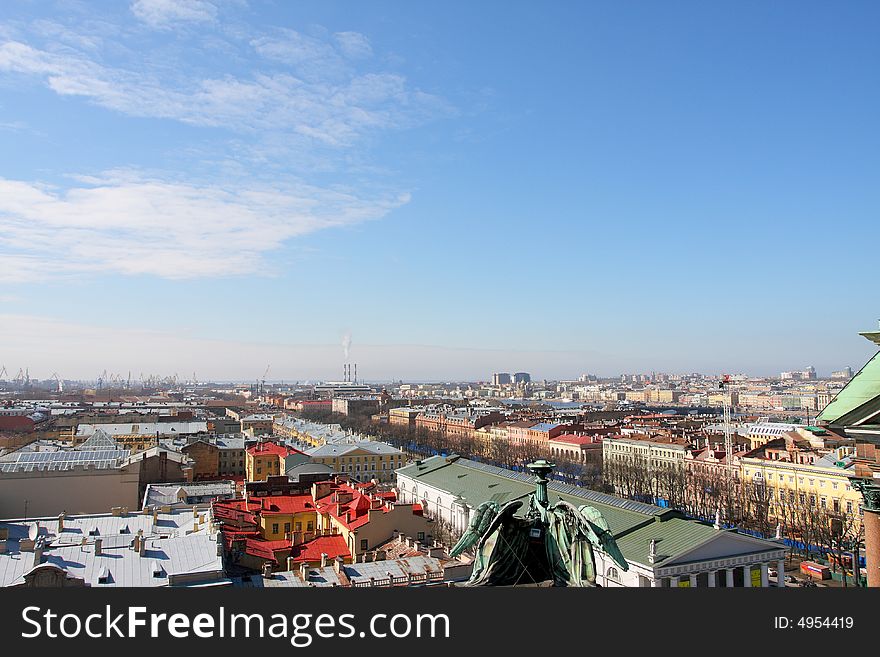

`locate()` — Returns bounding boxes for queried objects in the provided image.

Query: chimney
[57,512,65,533]
[299,562,309,580]
[95,538,103,556]
[375,549,386,561]
[33,539,44,567]
[138,531,146,556]
[262,561,273,578]
[333,556,344,574]
[193,506,199,518]
[320,552,328,568]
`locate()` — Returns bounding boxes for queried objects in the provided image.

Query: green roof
[817,350,880,425]
[398,456,781,567]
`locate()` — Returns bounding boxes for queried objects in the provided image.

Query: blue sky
[0,1,878,382]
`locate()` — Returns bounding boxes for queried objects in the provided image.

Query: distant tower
[513,372,531,385]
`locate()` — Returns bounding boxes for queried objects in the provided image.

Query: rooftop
[0,507,223,587]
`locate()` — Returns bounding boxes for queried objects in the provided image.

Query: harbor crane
[260,364,271,395]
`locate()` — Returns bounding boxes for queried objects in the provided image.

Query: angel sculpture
[449,460,628,586]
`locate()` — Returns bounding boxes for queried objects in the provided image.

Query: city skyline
[1,2,879,378]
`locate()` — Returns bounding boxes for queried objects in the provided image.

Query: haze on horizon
[0,2,878,382]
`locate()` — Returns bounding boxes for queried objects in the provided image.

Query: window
[307,521,313,531]
[284,523,291,534]
[360,539,368,551]
[295,522,302,531]
[272,523,279,534]
[606,567,620,582]
[846,501,853,514]
[417,532,425,541]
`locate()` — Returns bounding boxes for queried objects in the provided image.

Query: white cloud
[0,16,452,283]
[0,173,409,281]
[131,0,218,29]
[0,38,451,147]
[334,32,373,60]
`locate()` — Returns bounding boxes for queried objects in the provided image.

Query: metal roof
[0,449,130,472]
[396,455,784,567]
[817,350,880,425]
[0,509,223,587]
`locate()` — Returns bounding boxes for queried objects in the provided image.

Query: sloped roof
[75,429,118,450]
[817,350,880,425]
[397,455,783,567]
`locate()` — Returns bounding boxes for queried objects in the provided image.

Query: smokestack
[354,364,357,384]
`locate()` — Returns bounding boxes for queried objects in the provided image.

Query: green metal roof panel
[399,455,782,567]
[817,350,880,424]
[614,517,719,565]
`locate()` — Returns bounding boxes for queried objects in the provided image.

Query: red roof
[244,538,291,562]
[247,441,302,457]
[289,535,349,563]
[551,434,601,446]
[259,494,316,515]
[314,483,388,530]
[0,416,36,432]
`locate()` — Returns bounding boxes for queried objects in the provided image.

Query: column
[726,568,734,587]
[670,575,680,587]
[689,573,698,588]
[707,570,716,588]
[760,563,769,588]
[743,564,752,587]
[776,559,786,588]
[651,578,662,588]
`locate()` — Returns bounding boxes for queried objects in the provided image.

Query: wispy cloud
[334,32,373,60]
[0,29,450,147]
[130,0,218,29]
[0,172,409,281]
[0,9,454,283]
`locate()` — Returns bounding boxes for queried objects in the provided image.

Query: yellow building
[307,441,405,483]
[740,447,863,527]
[246,441,302,482]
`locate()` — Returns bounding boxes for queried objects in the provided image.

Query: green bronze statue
[449,460,629,586]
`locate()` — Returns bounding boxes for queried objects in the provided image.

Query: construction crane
[719,374,735,524]
[51,372,63,393]
[260,364,270,395]
[0,365,7,381]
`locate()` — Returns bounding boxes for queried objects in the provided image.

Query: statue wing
[449,500,500,557]
[578,505,629,571]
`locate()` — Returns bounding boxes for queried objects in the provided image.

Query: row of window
[271,521,315,534]
[747,469,848,491]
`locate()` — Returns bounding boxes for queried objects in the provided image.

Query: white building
[395,455,786,588]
